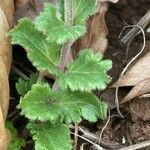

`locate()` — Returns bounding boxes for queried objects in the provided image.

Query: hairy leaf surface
[28,122,72,150]
[9,19,61,75]
[56,0,97,25]
[35,4,86,44]
[57,49,112,91]
[56,0,64,20]
[19,83,108,123]
[73,0,97,25]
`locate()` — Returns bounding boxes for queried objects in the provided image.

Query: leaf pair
[36,0,97,43]
[17,80,108,150]
[9,1,98,75]
[35,4,86,44]
[11,0,97,46]
[19,83,108,123]
[9,19,112,92]
[9,1,112,91]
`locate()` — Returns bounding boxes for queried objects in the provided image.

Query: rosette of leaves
[9,0,112,149]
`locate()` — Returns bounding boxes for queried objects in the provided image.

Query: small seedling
[9,0,112,149]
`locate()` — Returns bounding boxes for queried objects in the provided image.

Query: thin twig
[12,66,29,80]
[120,10,150,44]
[118,140,150,150]
[78,126,124,150]
[37,71,47,82]
[73,124,79,150]
[125,122,132,145]
[115,25,146,118]
[7,109,18,120]
[70,132,104,150]
[98,109,110,144]
[140,93,150,98]
[123,40,132,64]
[80,143,88,150]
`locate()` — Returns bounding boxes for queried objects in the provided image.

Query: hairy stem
[53,0,74,90]
[64,0,73,26]
[59,0,74,71]
[59,41,74,71]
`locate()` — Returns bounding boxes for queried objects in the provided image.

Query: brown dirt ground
[96,0,150,149]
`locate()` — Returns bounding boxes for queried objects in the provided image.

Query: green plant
[6,122,25,150]
[9,0,112,149]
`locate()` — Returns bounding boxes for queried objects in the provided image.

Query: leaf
[0,1,14,149]
[122,78,150,103]
[0,0,13,74]
[8,135,25,150]
[0,0,14,121]
[16,73,38,97]
[16,78,29,96]
[35,4,86,44]
[0,105,11,150]
[19,83,60,121]
[113,51,150,87]
[9,18,61,76]
[19,83,108,123]
[15,0,29,9]
[6,122,25,150]
[57,49,112,91]
[28,121,72,150]
[56,0,64,20]
[14,0,53,21]
[56,0,97,25]
[73,0,97,25]
[113,51,150,101]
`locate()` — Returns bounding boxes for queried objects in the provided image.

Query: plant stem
[59,41,74,71]
[53,0,74,90]
[64,0,73,26]
[59,0,74,71]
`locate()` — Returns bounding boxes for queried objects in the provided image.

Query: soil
[8,0,150,149]
[97,0,150,149]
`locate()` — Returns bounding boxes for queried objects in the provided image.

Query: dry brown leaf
[122,78,150,103]
[14,0,53,22]
[0,57,10,121]
[74,0,120,56]
[0,0,14,119]
[0,106,11,150]
[0,0,14,149]
[113,51,150,87]
[74,2,108,55]
[15,0,29,9]
[112,42,150,103]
